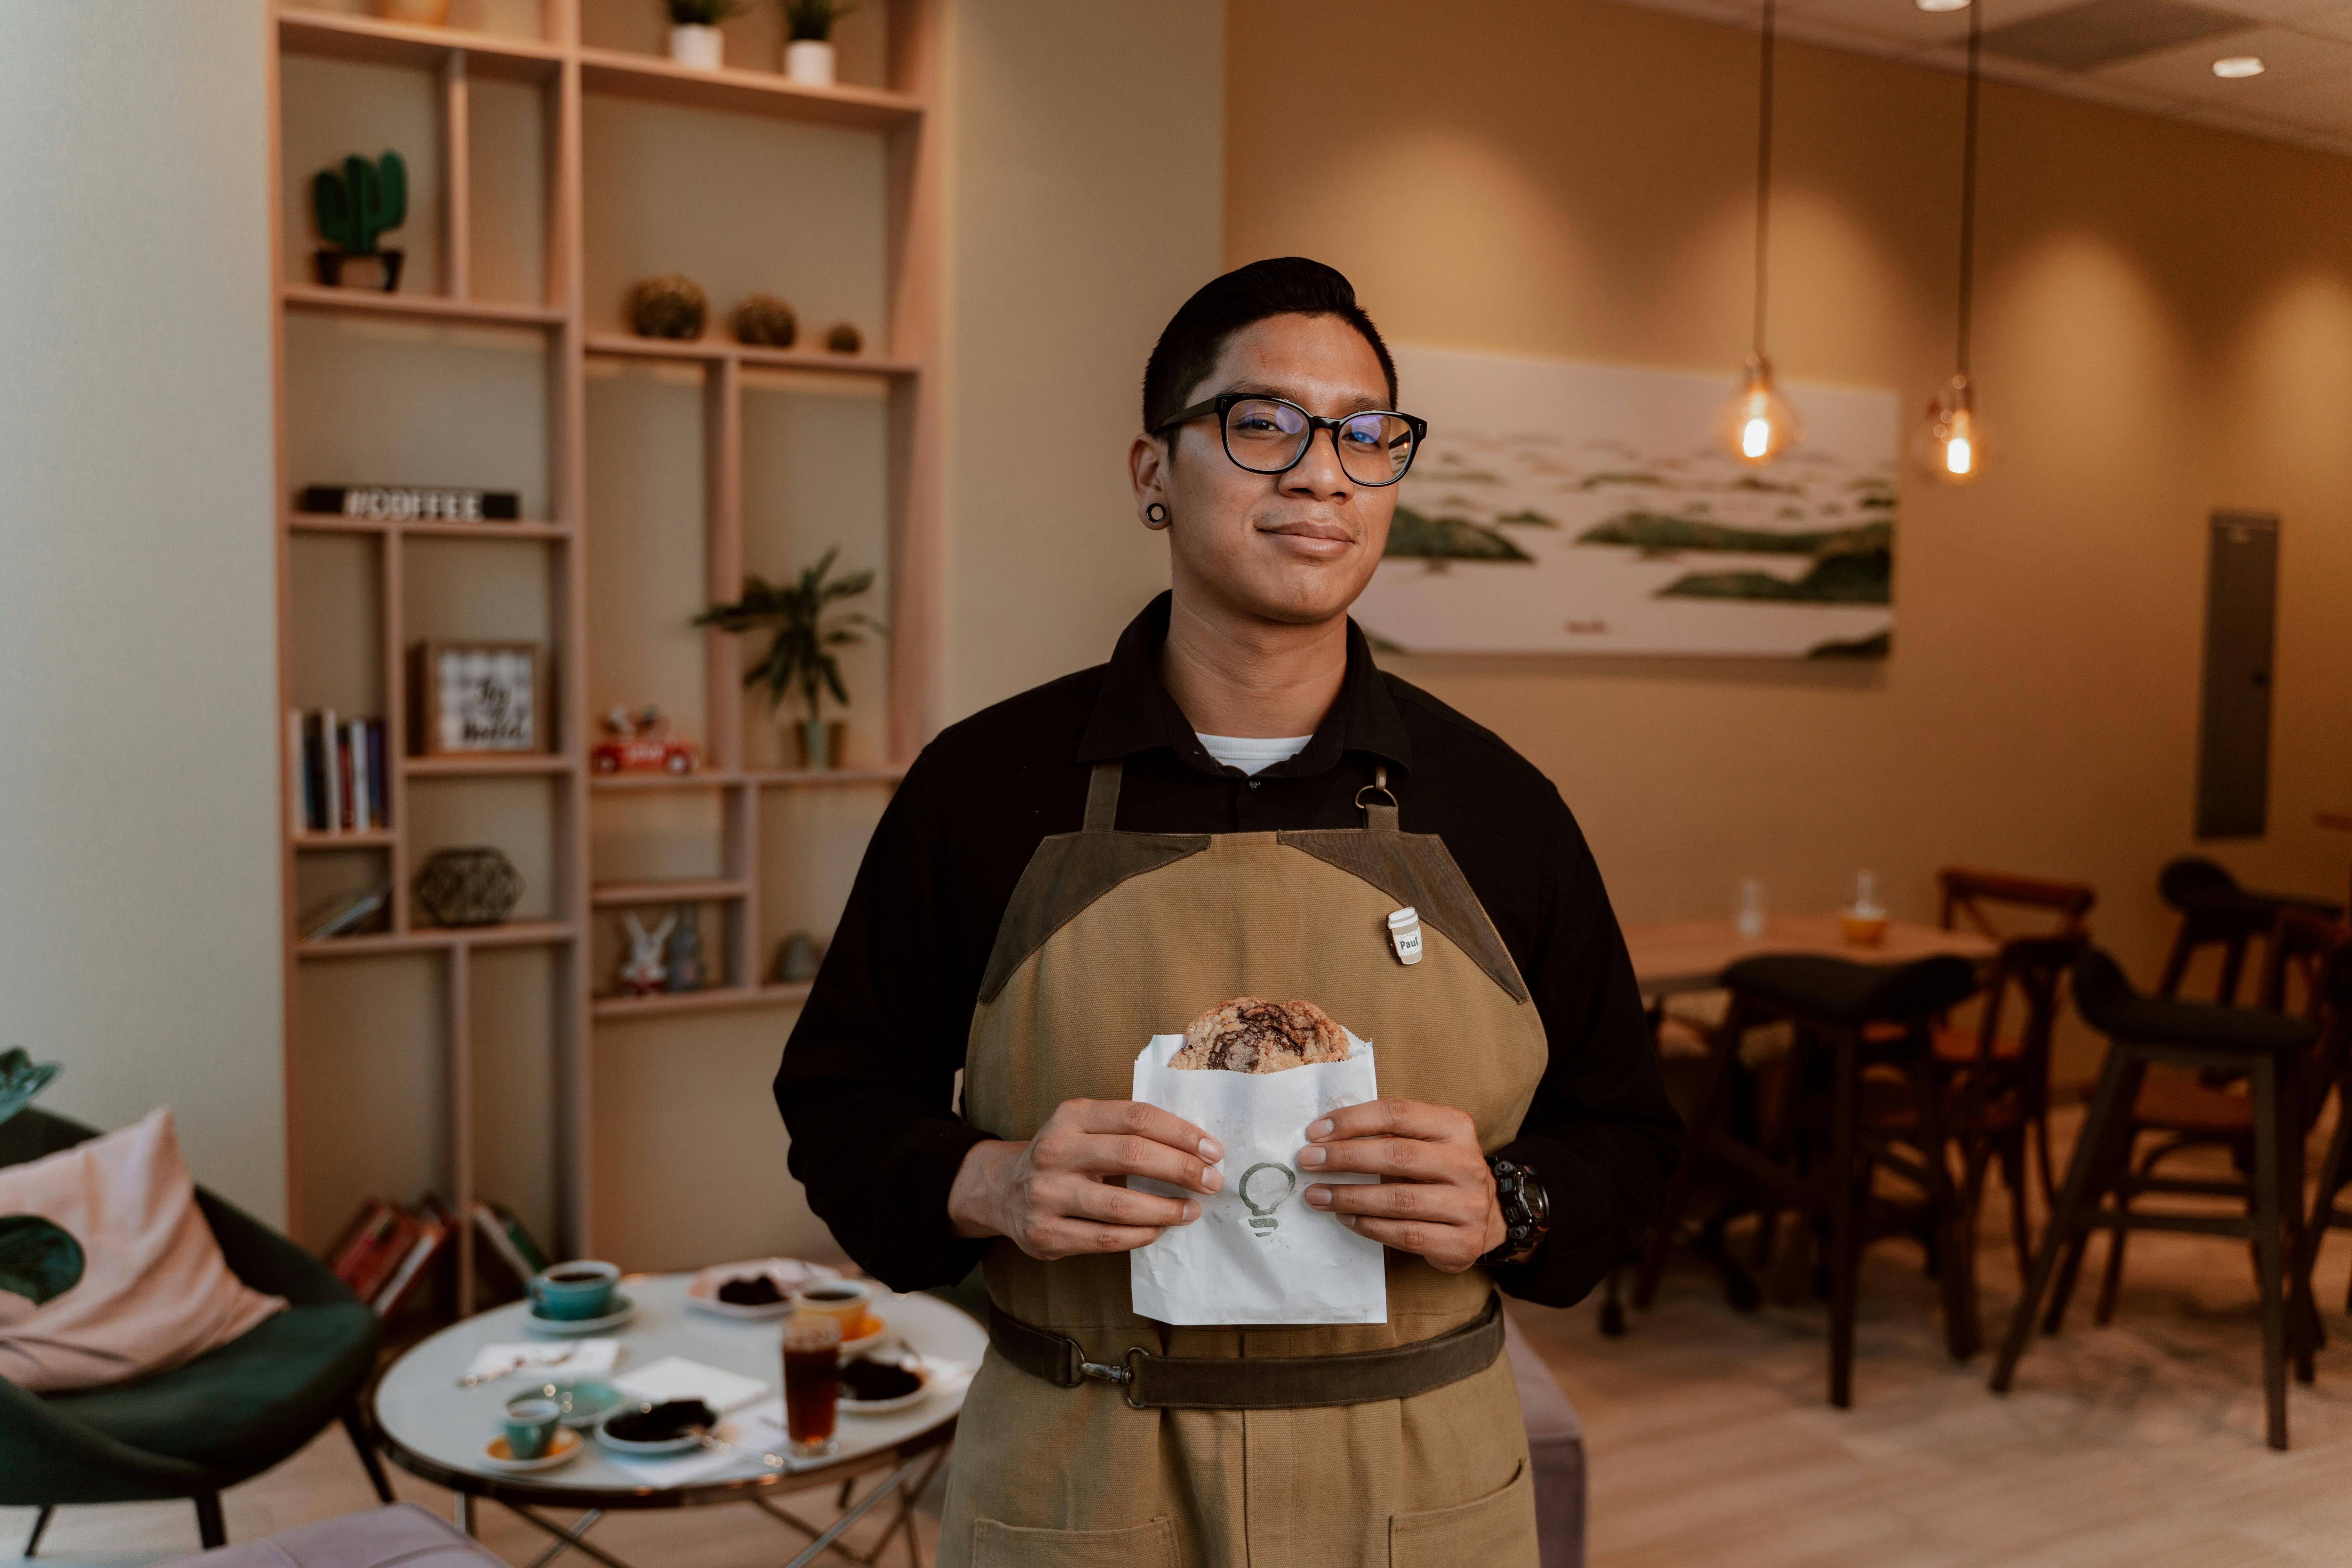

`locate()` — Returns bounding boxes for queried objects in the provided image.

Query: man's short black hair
[1141,257,1399,437]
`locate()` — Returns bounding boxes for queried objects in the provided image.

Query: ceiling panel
[1603,0,2352,154]
[1977,0,2248,69]
[2196,0,2352,19]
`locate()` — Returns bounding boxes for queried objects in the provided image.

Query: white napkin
[463,1339,620,1383]
[599,1414,763,1486]
[612,1355,770,1413]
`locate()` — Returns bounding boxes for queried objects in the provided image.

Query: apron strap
[1083,760,1123,833]
[987,1292,1506,1410]
[1354,763,1399,832]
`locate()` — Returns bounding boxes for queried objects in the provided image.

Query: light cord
[1957,0,1980,379]
[1753,0,1777,359]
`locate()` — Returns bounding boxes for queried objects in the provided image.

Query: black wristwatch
[1479,1156,1551,1269]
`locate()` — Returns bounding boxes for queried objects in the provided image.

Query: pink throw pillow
[0,1108,285,1393]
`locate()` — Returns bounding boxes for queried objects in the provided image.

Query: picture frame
[411,641,547,755]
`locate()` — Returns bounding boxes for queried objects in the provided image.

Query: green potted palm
[781,0,856,84]
[696,548,883,770]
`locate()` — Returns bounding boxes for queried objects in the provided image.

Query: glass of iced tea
[782,1312,842,1458]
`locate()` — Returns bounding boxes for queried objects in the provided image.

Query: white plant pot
[784,39,837,86]
[669,24,724,70]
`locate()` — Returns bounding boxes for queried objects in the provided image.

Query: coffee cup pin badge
[1388,907,1424,966]
[1240,1163,1297,1236]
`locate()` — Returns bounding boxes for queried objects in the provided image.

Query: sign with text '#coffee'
[299,485,522,523]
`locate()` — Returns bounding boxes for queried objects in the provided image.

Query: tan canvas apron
[940,760,1551,1568]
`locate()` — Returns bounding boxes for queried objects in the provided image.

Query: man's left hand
[1298,1100,1504,1274]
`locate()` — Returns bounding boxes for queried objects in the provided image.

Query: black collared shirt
[775,593,1682,1307]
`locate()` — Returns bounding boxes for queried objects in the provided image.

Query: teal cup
[504,1396,561,1461]
[529,1260,619,1321]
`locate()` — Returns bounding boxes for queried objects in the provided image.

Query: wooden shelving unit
[270,0,940,1301]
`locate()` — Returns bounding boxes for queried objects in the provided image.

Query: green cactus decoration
[314,151,408,256]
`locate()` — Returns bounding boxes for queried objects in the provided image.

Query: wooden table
[1624,913,1998,997]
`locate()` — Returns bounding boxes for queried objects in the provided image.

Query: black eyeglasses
[1154,393,1428,487]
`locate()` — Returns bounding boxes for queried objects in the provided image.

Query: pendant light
[1917,0,1985,483]
[1715,0,1801,467]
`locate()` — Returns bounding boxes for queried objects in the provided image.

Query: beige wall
[1227,0,2352,1073]
[941,0,1225,718]
[0,2,287,1216]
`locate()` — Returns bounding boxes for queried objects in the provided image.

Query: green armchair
[0,1108,393,1555]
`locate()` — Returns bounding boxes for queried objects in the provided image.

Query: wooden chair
[1929,869,2097,1245]
[1936,932,2087,1304]
[2084,911,2352,1330]
[2154,856,2339,1004]
[1991,947,2325,1449]
[1937,866,2096,942]
[1639,953,1981,1406]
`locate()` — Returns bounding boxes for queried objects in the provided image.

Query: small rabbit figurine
[619,911,676,997]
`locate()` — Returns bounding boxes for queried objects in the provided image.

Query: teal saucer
[535,1378,624,1430]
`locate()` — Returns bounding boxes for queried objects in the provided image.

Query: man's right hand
[947,1099,1225,1260]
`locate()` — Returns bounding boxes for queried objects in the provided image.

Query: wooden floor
[15,1106,2352,1566]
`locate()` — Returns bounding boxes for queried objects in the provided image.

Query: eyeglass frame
[1152,392,1430,487]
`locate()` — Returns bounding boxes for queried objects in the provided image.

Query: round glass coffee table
[370,1273,980,1568]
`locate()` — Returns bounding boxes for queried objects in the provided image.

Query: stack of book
[290,708,388,835]
[325,1195,554,1317]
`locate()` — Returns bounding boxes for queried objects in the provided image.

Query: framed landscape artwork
[1352,345,1899,659]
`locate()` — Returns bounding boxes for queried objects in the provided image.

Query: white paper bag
[1129,1029,1387,1326]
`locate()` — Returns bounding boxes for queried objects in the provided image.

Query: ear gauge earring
[1145,503,1169,524]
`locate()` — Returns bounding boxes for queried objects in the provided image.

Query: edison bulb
[1713,356,1802,467]
[1913,375,1984,485]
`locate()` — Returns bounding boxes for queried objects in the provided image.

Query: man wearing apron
[777,258,1681,1566]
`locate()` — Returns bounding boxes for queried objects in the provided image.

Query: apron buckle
[1079,1349,1153,1408]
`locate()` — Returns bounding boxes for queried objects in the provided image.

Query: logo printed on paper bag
[1239,1163,1298,1236]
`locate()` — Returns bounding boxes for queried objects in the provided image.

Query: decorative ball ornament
[823,321,862,355]
[731,294,798,348]
[627,274,708,340]
[412,847,523,927]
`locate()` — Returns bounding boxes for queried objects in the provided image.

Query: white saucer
[839,1353,932,1415]
[524,1294,635,1337]
[482,1427,583,1473]
[685,1258,840,1321]
[594,1400,715,1455]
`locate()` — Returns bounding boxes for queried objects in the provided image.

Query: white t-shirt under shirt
[1195,733,1314,776]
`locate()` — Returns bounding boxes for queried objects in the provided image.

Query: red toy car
[592,706,701,775]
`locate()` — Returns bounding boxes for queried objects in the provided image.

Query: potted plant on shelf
[780,0,855,85]
[696,547,883,770]
[312,151,408,292]
[664,0,742,69]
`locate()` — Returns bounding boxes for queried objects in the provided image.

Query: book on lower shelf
[472,1198,553,1303]
[299,884,390,941]
[290,708,388,835]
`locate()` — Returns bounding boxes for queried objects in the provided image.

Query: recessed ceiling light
[2212,55,2267,78]
[1915,0,1971,11]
